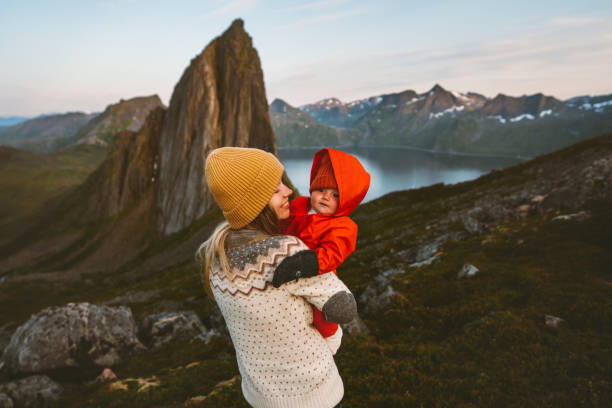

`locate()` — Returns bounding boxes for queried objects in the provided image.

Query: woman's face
[269,181,293,220]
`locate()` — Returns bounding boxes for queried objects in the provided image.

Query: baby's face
[310,188,339,215]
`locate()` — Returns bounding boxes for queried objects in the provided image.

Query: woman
[197,147,356,408]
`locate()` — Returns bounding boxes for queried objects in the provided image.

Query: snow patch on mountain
[580,99,612,112]
[451,91,474,103]
[510,114,535,122]
[539,109,553,117]
[429,105,465,119]
[346,96,383,109]
[405,96,425,106]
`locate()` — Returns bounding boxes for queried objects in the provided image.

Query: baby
[282,148,370,354]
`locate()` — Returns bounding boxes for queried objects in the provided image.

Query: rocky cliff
[156,19,277,235]
[84,107,165,220]
[74,95,164,148]
[0,19,280,275]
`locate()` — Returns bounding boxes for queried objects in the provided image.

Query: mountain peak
[270,98,293,113]
[156,19,276,235]
[429,84,447,94]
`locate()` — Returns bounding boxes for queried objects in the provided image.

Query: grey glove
[272,250,319,288]
[322,291,357,324]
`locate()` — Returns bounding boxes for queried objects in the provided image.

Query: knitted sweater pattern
[210,232,348,408]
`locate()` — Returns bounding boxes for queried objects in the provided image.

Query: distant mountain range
[0,96,163,153]
[0,116,30,127]
[271,85,612,157]
[0,112,97,152]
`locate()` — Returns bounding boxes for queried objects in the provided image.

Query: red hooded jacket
[282,148,371,273]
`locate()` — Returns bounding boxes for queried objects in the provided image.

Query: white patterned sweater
[209,231,351,408]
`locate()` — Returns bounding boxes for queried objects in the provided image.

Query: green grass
[334,204,612,407]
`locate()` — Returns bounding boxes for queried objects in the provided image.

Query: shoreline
[278,144,532,161]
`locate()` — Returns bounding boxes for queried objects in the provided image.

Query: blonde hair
[196,205,280,301]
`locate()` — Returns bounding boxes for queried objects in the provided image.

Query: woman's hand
[272,250,319,288]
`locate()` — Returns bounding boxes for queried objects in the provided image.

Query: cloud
[267,13,612,104]
[277,0,352,13]
[549,16,603,27]
[273,6,367,30]
[200,0,257,19]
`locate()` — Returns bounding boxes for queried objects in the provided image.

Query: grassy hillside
[0,134,610,407]
[0,144,108,238]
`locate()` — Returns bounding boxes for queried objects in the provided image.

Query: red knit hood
[310,148,370,217]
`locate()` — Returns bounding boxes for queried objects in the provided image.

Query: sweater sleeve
[269,235,354,312]
[283,271,353,313]
[315,217,358,273]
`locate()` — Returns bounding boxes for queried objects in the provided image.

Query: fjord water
[278,146,525,202]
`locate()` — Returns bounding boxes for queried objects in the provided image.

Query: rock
[415,236,446,262]
[0,375,62,408]
[458,264,479,278]
[462,207,483,234]
[545,315,568,329]
[552,211,590,222]
[462,205,510,234]
[359,269,404,314]
[2,302,145,376]
[96,368,118,383]
[531,195,546,203]
[107,376,160,393]
[0,393,12,408]
[139,311,218,349]
[341,315,370,336]
[409,254,440,268]
[185,395,207,406]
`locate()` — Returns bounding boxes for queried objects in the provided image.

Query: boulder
[0,375,62,408]
[412,236,447,266]
[544,315,568,329]
[458,264,480,278]
[462,207,483,234]
[2,303,145,375]
[359,269,404,314]
[139,311,219,349]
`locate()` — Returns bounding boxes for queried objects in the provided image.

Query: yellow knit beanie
[205,147,284,229]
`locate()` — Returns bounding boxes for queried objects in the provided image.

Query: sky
[1,0,612,116]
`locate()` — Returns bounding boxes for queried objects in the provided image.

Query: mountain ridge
[271,85,612,156]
